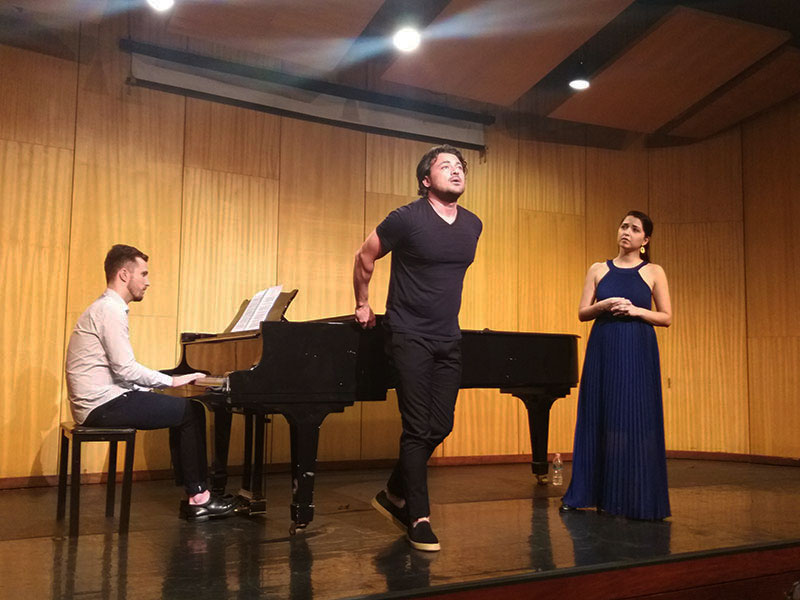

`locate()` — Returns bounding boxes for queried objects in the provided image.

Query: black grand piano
[169,317,578,532]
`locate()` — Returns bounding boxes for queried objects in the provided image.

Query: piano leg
[514,391,558,485]
[283,404,348,535]
[238,412,268,514]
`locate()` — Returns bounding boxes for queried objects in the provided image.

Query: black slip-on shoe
[371,490,410,533]
[407,520,440,552]
[559,502,581,513]
[180,495,235,522]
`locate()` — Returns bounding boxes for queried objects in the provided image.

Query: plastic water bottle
[552,453,563,486]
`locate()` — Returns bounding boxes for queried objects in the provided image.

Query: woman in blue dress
[561,211,673,520]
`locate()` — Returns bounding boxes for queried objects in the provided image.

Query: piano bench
[56,421,137,537]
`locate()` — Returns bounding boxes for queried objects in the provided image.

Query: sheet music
[231,285,283,332]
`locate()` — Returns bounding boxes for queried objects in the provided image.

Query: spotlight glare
[393,27,421,53]
[147,0,175,12]
[569,78,590,91]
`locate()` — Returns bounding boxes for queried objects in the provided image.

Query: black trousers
[385,332,462,521]
[84,391,208,495]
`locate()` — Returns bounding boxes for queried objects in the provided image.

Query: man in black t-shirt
[354,144,482,551]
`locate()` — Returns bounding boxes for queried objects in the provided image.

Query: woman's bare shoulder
[588,261,609,274]
[642,262,666,275]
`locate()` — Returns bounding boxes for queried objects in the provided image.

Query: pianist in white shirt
[65,244,234,522]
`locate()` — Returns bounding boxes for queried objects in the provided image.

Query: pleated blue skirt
[563,316,671,520]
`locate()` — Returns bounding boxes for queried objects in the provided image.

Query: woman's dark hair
[416,144,467,198]
[623,210,653,262]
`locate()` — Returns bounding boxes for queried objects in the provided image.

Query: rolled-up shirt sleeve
[97,305,173,389]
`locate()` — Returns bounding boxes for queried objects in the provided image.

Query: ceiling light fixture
[569,60,590,91]
[147,0,175,12]
[393,27,421,53]
[569,77,590,91]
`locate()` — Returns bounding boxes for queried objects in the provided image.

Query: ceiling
[3,0,800,147]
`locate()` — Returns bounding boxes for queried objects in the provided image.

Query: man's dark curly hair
[416,144,467,198]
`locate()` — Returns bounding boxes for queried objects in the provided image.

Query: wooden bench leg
[119,435,135,535]
[56,430,69,521]
[106,440,118,517]
[69,438,81,537]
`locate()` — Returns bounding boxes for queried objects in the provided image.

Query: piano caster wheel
[289,522,307,536]
[536,474,549,485]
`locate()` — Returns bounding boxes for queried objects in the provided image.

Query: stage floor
[1,460,799,599]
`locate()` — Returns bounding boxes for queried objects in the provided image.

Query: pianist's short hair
[104,244,149,282]
[416,144,467,199]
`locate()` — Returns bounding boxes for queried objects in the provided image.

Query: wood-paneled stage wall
[1,14,798,484]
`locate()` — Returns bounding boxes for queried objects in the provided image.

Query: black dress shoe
[559,502,580,513]
[180,495,235,522]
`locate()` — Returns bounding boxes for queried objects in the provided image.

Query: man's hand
[355,304,376,329]
[171,372,206,387]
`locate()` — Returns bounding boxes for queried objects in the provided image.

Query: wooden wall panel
[66,15,186,474]
[276,119,365,321]
[648,125,749,453]
[271,118,366,462]
[649,128,742,224]
[748,338,800,457]
[0,44,78,150]
[585,144,650,262]
[446,127,522,457]
[177,167,279,335]
[742,98,800,457]
[656,222,749,453]
[68,15,186,320]
[742,99,800,338]
[518,140,585,215]
[517,210,586,453]
[0,141,73,479]
[365,135,432,197]
[184,99,281,179]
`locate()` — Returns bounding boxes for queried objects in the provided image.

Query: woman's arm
[622,264,672,327]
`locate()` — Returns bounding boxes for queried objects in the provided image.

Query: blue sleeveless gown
[562,260,670,520]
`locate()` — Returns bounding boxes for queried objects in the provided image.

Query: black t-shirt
[376,198,482,340]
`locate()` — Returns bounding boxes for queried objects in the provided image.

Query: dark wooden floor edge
[354,542,800,600]
[430,451,800,468]
[2,451,798,490]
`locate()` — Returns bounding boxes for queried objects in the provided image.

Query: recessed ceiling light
[147,0,175,12]
[393,27,421,53]
[569,78,590,91]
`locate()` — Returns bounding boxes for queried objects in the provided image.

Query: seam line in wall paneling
[270,117,284,463]
[359,133,367,460]
[740,123,753,455]
[60,20,84,430]
[646,147,651,217]
[174,92,189,365]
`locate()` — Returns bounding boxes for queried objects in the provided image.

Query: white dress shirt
[65,289,173,424]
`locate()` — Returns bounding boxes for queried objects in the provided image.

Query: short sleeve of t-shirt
[375,205,411,254]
